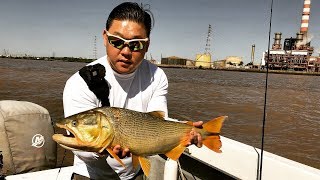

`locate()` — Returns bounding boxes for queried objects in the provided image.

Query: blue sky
[0,0,319,64]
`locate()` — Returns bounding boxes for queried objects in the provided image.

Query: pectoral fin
[106,148,126,168]
[132,155,140,170]
[139,156,151,177]
[165,144,186,161]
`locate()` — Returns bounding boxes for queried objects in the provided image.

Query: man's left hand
[188,121,203,148]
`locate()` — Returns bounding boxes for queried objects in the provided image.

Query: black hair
[106,2,154,37]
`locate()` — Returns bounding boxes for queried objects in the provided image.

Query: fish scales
[98,107,196,156]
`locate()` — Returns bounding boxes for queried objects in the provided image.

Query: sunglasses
[106,31,149,51]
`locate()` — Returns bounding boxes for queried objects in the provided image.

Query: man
[63,2,202,179]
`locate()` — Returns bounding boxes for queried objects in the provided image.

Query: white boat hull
[6,136,320,180]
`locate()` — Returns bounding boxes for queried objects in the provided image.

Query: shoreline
[2,57,320,76]
[157,64,320,76]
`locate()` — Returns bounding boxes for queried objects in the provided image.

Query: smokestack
[272,32,282,50]
[251,44,255,64]
[300,0,311,35]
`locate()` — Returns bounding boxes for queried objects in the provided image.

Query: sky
[0,0,319,64]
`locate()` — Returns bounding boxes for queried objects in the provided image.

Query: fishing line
[56,149,67,180]
[258,0,274,179]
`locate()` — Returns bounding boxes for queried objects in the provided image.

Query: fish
[52,107,226,176]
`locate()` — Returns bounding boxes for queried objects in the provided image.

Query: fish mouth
[52,123,107,152]
[52,123,81,150]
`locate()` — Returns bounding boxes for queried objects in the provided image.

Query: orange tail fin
[202,116,227,153]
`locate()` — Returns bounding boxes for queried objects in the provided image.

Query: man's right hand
[111,145,131,159]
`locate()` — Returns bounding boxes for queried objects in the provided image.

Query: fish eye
[72,120,77,127]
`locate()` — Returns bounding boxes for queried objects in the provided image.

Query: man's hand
[188,121,203,148]
[112,145,131,159]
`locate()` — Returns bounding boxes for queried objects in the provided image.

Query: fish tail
[202,116,227,153]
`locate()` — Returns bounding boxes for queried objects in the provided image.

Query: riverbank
[157,64,320,76]
[2,57,320,76]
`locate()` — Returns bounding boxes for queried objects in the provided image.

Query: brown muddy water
[0,58,319,170]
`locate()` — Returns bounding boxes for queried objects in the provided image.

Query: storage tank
[195,54,211,68]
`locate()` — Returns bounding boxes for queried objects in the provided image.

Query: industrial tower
[195,24,212,68]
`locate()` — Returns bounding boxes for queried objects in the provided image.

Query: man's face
[103,20,149,74]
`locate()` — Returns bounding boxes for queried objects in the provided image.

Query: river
[0,58,319,169]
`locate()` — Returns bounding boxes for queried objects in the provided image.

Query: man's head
[103,2,153,74]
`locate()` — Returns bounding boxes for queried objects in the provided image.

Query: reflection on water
[0,58,319,169]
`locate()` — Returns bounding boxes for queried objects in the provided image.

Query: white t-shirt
[63,56,168,179]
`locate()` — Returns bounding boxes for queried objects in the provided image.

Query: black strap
[0,151,4,179]
[79,63,110,107]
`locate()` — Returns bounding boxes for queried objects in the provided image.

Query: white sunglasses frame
[106,31,149,51]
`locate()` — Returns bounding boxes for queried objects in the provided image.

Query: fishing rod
[258,0,274,179]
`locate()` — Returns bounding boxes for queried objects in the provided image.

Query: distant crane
[205,24,212,55]
[93,36,97,59]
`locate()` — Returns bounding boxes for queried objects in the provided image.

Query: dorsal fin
[148,111,165,118]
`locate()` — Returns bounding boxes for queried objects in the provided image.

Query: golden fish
[52,107,226,176]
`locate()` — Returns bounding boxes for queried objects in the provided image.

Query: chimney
[251,44,255,64]
[272,32,282,50]
[300,0,311,35]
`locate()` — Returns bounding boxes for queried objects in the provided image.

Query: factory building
[225,56,243,68]
[161,56,186,65]
[211,56,243,68]
[161,56,194,66]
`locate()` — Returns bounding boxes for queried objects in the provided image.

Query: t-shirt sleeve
[63,73,100,117]
[146,69,169,118]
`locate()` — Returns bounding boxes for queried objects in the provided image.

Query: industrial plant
[261,0,320,72]
[159,0,319,72]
